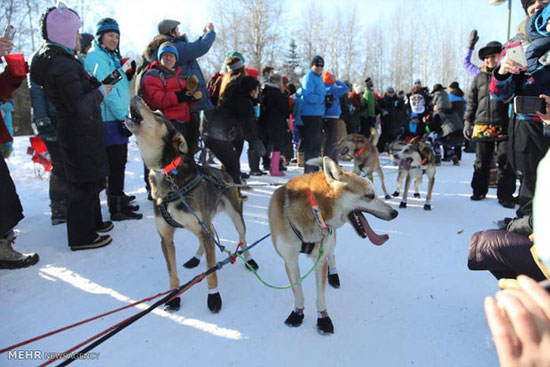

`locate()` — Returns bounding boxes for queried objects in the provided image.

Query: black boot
[108,195,143,221]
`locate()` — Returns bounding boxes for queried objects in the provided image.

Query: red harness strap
[163,156,182,175]
[354,147,366,157]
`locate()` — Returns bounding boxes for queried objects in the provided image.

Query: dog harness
[158,156,227,228]
[354,147,366,157]
[287,192,332,254]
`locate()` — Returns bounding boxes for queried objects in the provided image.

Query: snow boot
[0,231,39,269]
[207,292,222,313]
[317,314,334,334]
[108,195,143,221]
[51,200,67,225]
[270,151,284,176]
[285,309,304,327]
[70,234,112,251]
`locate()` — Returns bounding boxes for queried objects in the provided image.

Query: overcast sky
[77,0,528,57]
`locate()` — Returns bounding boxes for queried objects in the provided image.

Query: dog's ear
[323,156,345,183]
[172,133,188,154]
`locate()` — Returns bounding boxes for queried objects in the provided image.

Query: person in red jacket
[140,42,198,146]
[0,35,39,269]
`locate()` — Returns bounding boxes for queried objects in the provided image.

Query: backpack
[134,55,152,96]
[206,72,223,106]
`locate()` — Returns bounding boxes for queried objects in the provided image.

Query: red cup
[4,53,27,77]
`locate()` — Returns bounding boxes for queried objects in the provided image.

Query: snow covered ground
[1,136,514,366]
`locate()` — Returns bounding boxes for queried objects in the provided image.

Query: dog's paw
[244,259,259,271]
[384,194,392,200]
[183,256,201,269]
[392,191,399,197]
[423,204,432,211]
[207,292,222,313]
[284,310,304,327]
[399,201,407,209]
[164,297,181,312]
[414,193,421,198]
[328,273,340,289]
[317,316,334,335]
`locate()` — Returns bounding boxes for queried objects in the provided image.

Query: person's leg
[206,137,241,183]
[67,181,100,246]
[471,141,494,197]
[44,140,69,224]
[302,116,322,173]
[496,141,516,202]
[322,118,339,163]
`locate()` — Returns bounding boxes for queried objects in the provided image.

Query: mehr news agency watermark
[7,349,100,361]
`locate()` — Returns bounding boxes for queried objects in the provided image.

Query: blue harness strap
[159,172,204,228]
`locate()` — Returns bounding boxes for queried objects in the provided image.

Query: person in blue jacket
[84,18,142,221]
[152,19,216,154]
[322,71,349,163]
[300,55,326,173]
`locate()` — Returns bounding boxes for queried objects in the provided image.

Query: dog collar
[354,147,366,157]
[420,158,427,166]
[310,192,332,236]
[163,156,182,175]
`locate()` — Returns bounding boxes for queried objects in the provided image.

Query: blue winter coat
[151,31,216,113]
[84,41,131,146]
[324,80,349,118]
[299,70,326,117]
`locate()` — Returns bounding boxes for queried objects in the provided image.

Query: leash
[36,233,272,367]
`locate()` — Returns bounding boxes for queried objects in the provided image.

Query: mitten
[185,90,202,101]
[186,75,199,92]
[468,30,479,50]
[176,90,196,102]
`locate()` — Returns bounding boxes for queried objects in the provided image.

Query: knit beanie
[40,2,82,50]
[96,18,120,41]
[311,55,324,67]
[322,71,333,83]
[80,33,94,52]
[157,42,179,61]
[522,0,536,14]
[448,81,459,89]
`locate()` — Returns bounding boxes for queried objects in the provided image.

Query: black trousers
[174,113,200,155]
[359,116,375,137]
[322,118,339,163]
[471,140,516,200]
[66,180,103,246]
[206,137,241,183]
[44,140,69,204]
[0,157,23,235]
[106,143,128,196]
[301,116,323,173]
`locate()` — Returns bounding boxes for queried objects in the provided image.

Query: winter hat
[386,86,395,93]
[478,41,502,60]
[270,72,282,84]
[414,79,422,84]
[431,83,444,94]
[80,33,94,51]
[448,81,459,89]
[226,57,245,72]
[96,18,120,37]
[226,51,245,64]
[522,0,536,14]
[365,77,374,88]
[158,19,180,35]
[322,71,333,83]
[157,42,179,60]
[240,75,260,94]
[40,2,82,50]
[311,55,324,67]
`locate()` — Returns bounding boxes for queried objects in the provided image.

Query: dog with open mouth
[268,156,398,334]
[125,96,258,313]
[337,130,392,199]
[392,138,436,210]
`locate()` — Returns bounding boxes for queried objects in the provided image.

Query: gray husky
[125,96,257,313]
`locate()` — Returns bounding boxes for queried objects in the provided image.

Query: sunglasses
[315,64,324,67]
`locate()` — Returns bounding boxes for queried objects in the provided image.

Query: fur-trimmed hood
[144,35,170,62]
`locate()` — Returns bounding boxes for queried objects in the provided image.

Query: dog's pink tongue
[359,214,389,246]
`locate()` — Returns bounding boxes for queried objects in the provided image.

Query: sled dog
[125,96,256,313]
[392,138,436,210]
[268,156,398,334]
[337,130,392,199]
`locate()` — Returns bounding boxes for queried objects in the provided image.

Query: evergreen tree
[283,39,301,84]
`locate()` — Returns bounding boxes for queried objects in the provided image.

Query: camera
[513,96,546,115]
[102,69,122,85]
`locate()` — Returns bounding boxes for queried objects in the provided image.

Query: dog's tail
[369,127,380,147]
[305,157,324,168]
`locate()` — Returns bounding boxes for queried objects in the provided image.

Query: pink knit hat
[45,2,82,49]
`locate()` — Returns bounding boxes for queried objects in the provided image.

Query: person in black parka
[206,57,266,184]
[31,4,113,250]
[465,41,516,208]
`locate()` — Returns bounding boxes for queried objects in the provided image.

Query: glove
[248,137,266,157]
[186,75,200,92]
[33,116,57,142]
[176,90,197,102]
[126,60,136,81]
[463,121,472,140]
[468,30,479,50]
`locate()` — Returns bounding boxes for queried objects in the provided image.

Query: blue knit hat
[96,18,120,36]
[157,42,179,61]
